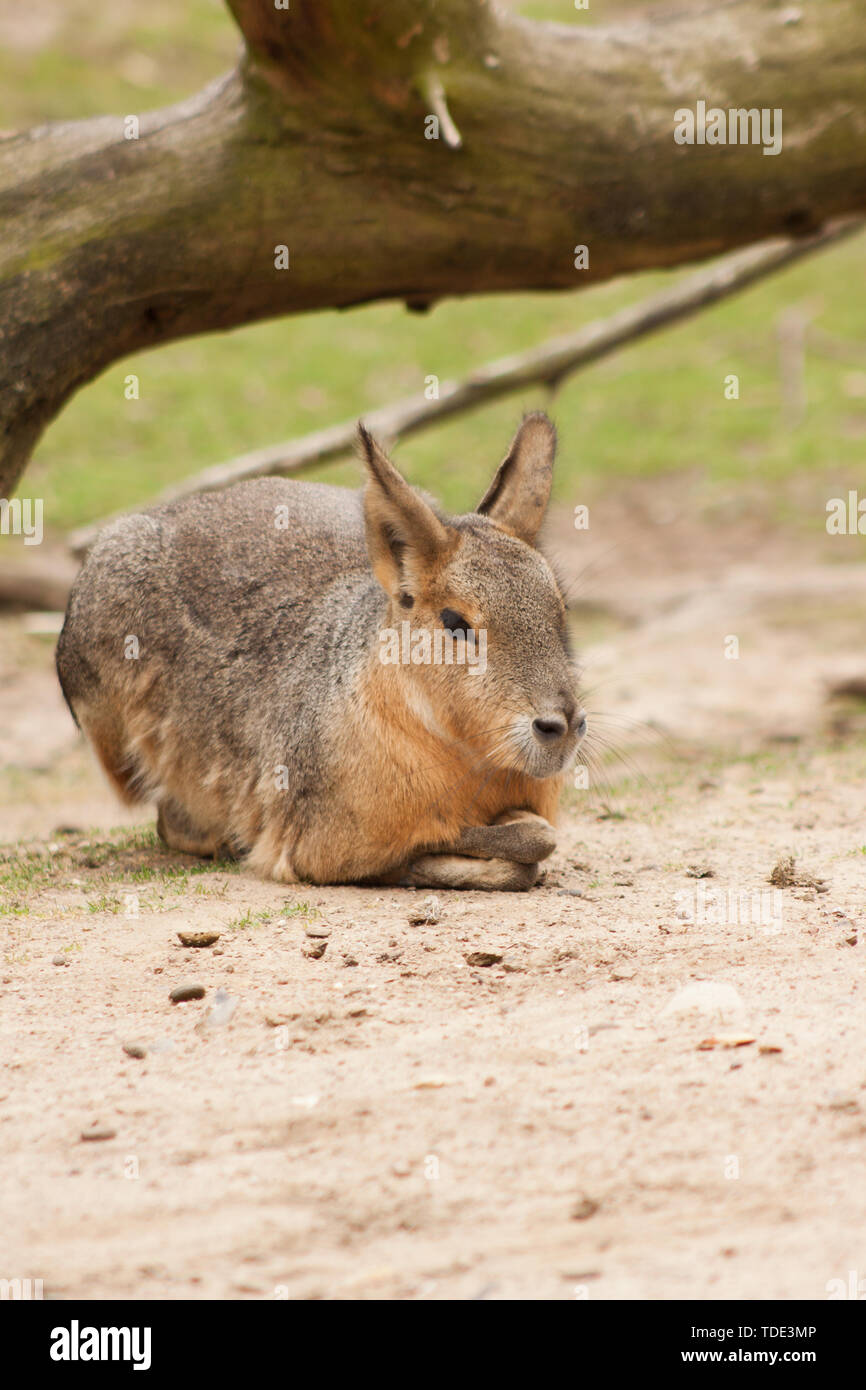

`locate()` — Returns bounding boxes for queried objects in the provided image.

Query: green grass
[0,1,238,126]
[0,823,239,918]
[226,907,272,930]
[86,893,123,914]
[6,0,866,539]
[226,900,318,929]
[280,900,318,920]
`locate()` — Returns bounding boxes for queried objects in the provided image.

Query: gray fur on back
[57,479,384,854]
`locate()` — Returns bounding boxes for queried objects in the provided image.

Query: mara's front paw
[453,811,556,865]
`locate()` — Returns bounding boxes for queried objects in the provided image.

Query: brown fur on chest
[291,663,561,882]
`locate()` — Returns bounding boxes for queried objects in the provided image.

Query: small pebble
[169,983,206,1004]
[465,951,503,968]
[178,930,221,948]
[52,954,69,967]
[303,941,327,960]
[571,1196,600,1221]
[122,1042,147,1060]
[80,1124,116,1142]
[304,925,331,940]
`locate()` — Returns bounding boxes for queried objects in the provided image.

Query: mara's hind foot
[156,799,235,860]
[395,854,540,891]
[381,810,555,891]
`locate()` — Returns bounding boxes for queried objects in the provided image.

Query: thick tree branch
[2,0,866,494]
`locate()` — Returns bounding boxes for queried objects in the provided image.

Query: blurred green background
[3,0,865,535]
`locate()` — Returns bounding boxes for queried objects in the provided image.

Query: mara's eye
[440,608,471,638]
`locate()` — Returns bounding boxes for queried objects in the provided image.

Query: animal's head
[358,413,585,780]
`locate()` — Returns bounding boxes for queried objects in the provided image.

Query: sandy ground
[1,486,865,1301]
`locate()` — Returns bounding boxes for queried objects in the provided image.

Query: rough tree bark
[2,0,866,495]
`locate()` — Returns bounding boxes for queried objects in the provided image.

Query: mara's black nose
[532,713,569,744]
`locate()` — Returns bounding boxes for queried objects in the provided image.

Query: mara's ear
[358,424,455,601]
[476,412,556,545]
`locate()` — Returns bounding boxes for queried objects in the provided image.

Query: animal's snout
[532,713,569,744]
[531,698,586,747]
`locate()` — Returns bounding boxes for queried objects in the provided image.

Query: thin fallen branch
[69,217,863,558]
[0,554,78,612]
